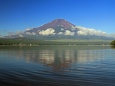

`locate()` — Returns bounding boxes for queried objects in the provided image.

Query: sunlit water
[0,46,115,86]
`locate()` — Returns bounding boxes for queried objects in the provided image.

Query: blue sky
[0,0,115,36]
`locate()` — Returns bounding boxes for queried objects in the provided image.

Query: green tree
[110,40,115,46]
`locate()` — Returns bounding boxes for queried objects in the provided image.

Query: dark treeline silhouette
[110,40,115,46]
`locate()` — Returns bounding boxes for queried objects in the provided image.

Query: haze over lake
[0,46,115,86]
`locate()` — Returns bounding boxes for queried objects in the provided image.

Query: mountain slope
[7,19,114,40]
[27,19,75,32]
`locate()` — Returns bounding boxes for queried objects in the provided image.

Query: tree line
[110,40,115,46]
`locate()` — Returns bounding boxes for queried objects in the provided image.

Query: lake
[0,45,115,86]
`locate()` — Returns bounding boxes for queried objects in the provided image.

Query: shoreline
[0,44,111,46]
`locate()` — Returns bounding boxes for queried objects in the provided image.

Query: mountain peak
[26,18,75,32]
[47,18,75,28]
[50,18,73,26]
[53,18,67,21]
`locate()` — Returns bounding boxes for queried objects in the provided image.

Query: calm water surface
[0,46,115,86]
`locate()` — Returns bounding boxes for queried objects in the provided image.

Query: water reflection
[111,46,115,49]
[13,46,113,71]
[1,46,115,86]
[0,46,114,71]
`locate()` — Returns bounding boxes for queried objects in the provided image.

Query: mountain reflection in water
[16,46,109,71]
[0,46,115,86]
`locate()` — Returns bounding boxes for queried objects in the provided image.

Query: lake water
[0,45,115,86]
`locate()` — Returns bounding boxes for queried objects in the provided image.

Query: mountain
[7,19,114,40]
[26,19,75,32]
[24,19,77,37]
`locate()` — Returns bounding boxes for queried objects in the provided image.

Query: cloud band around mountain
[75,26,107,36]
[37,26,107,37]
[39,28,56,36]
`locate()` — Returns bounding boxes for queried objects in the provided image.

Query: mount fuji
[7,19,114,40]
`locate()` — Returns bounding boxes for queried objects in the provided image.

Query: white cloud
[57,32,63,35]
[26,28,32,31]
[25,32,36,35]
[32,32,36,35]
[19,34,23,37]
[61,28,64,31]
[77,31,87,35]
[71,26,76,31]
[107,34,115,38]
[25,32,31,35]
[64,30,75,36]
[75,26,107,36]
[8,32,16,36]
[16,31,23,35]
[39,28,56,36]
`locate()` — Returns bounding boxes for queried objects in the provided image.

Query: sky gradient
[0,0,115,36]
